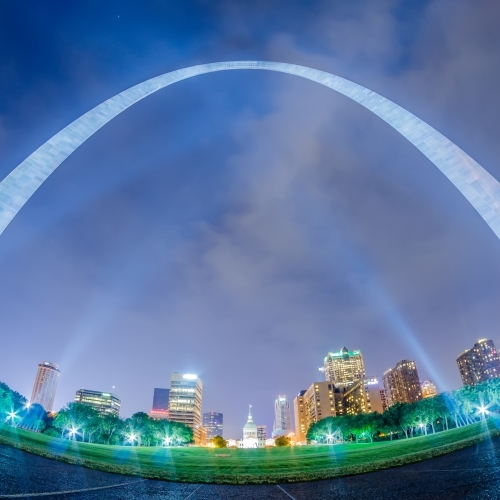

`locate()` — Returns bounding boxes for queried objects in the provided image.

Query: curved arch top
[1,61,500,239]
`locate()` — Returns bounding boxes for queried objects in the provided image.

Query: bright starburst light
[7,410,18,423]
[127,433,139,445]
[68,426,80,439]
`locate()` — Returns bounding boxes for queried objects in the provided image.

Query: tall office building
[324,347,365,386]
[31,361,61,412]
[150,388,170,419]
[293,390,307,443]
[74,389,121,416]
[343,377,385,415]
[152,388,170,411]
[383,360,422,407]
[293,382,336,443]
[457,339,500,386]
[257,425,267,441]
[203,412,223,440]
[168,373,203,444]
[272,395,292,438]
[421,380,437,398]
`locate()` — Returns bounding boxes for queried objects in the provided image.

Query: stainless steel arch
[1,61,500,239]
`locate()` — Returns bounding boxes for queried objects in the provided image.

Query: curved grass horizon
[1,61,500,240]
[1,421,498,484]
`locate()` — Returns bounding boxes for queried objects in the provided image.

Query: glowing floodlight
[68,426,80,440]
[127,433,139,445]
[7,410,18,422]
[163,436,173,446]
[182,374,198,380]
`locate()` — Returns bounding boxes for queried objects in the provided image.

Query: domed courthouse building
[237,406,266,448]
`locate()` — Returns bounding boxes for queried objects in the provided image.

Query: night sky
[1,0,500,438]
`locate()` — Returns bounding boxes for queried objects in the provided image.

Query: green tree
[211,435,228,448]
[381,405,401,440]
[275,435,291,446]
[124,412,150,446]
[97,414,123,444]
[360,413,383,442]
[171,420,194,445]
[0,385,14,421]
[54,408,73,438]
[53,403,99,441]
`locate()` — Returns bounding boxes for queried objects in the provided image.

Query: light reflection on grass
[0,420,498,484]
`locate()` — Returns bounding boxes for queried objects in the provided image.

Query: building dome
[243,405,258,440]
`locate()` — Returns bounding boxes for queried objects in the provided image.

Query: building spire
[248,404,253,422]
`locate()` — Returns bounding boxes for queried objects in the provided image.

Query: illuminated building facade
[293,390,307,443]
[383,360,422,406]
[257,425,267,441]
[324,347,365,386]
[293,382,336,443]
[343,377,386,415]
[168,373,203,444]
[203,412,223,440]
[421,380,438,398]
[272,395,292,438]
[237,406,265,448]
[74,389,121,416]
[457,339,500,386]
[31,361,60,412]
[379,388,388,412]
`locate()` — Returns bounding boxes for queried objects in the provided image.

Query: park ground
[0,420,499,484]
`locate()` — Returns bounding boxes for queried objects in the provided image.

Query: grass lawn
[1,421,499,484]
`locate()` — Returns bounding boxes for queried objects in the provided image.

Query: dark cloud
[0,0,499,437]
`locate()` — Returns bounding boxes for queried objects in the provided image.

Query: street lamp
[127,433,139,446]
[68,427,79,440]
[6,410,19,426]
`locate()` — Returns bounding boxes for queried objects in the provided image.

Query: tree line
[307,378,500,444]
[0,382,193,446]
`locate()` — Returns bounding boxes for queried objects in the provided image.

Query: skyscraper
[457,339,500,386]
[74,389,121,416]
[203,412,223,440]
[30,361,60,412]
[383,360,422,406]
[343,377,386,415]
[293,390,307,443]
[168,373,203,444]
[272,395,292,438]
[257,425,267,441]
[293,382,336,443]
[150,388,170,419]
[421,380,437,398]
[323,347,365,386]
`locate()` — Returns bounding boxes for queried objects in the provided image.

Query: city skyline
[16,335,498,437]
[1,1,500,439]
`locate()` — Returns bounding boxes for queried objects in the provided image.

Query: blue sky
[1,0,500,437]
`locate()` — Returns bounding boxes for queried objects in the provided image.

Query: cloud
[1,0,500,437]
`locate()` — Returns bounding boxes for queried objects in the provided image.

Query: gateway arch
[1,61,500,239]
